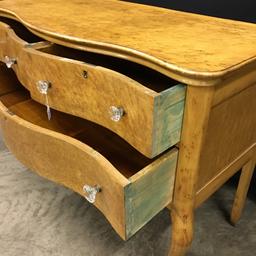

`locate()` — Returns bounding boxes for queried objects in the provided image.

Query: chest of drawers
[0,1,255,255]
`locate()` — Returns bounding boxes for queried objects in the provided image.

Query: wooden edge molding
[1,9,256,87]
[213,66,256,106]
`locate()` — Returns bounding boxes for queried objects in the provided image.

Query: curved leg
[167,86,214,256]
[169,207,194,256]
[231,160,254,225]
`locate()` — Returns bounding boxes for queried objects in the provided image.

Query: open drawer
[0,66,178,240]
[0,17,185,158]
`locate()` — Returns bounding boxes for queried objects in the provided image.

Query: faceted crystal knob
[109,106,124,122]
[4,56,17,68]
[36,80,51,94]
[36,80,52,120]
[83,184,101,203]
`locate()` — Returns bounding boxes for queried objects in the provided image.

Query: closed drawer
[0,18,185,158]
[0,66,178,240]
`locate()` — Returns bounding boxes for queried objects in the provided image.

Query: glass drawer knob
[4,56,17,68]
[36,80,51,94]
[36,80,52,120]
[109,106,124,122]
[83,184,101,204]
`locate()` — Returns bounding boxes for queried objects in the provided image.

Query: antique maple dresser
[0,0,255,255]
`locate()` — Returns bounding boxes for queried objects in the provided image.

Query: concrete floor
[0,134,255,256]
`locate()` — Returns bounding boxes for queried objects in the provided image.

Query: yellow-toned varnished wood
[0,96,178,239]
[16,45,158,157]
[193,68,256,208]
[0,89,30,107]
[0,0,256,85]
[230,159,255,225]
[0,101,128,238]
[169,77,255,255]
[168,60,255,255]
[169,85,215,256]
[0,1,255,255]
[195,145,255,208]
[0,65,178,240]
[196,83,256,196]
[0,20,185,157]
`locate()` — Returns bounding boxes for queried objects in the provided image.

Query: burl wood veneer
[0,1,255,255]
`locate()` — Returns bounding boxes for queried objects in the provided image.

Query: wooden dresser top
[0,0,256,84]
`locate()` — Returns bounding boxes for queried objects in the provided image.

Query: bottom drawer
[0,66,178,240]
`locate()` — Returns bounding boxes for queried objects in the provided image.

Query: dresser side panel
[197,82,256,191]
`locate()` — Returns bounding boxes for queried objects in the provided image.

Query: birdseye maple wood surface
[0,19,185,158]
[0,0,256,84]
[0,1,255,256]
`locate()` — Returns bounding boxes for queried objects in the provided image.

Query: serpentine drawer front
[0,66,178,240]
[1,1,256,255]
[0,19,185,158]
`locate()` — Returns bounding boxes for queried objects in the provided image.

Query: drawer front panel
[0,61,178,239]
[0,22,26,65]
[16,47,157,157]
[0,21,185,158]
[0,101,129,239]
[0,99,178,239]
[0,22,8,55]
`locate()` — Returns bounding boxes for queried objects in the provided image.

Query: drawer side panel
[124,148,178,239]
[153,84,185,156]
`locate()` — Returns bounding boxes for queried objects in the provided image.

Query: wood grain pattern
[8,100,87,137]
[0,89,30,107]
[0,0,256,85]
[0,103,178,239]
[125,148,177,238]
[153,85,185,154]
[169,86,215,256]
[17,45,158,157]
[197,83,256,192]
[0,99,129,239]
[0,67,178,240]
[0,89,153,179]
[0,20,185,157]
[213,66,256,106]
[195,144,256,208]
[3,144,256,256]
[0,70,160,177]
[230,159,255,225]
[0,2,255,254]
[0,21,27,65]
[0,20,9,56]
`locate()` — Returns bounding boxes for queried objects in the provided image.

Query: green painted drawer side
[153,84,186,157]
[124,148,178,239]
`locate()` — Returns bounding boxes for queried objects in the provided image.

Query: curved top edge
[0,101,129,186]
[0,0,256,86]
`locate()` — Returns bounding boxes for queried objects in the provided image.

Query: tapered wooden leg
[230,160,254,225]
[166,86,214,256]
[169,207,194,256]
